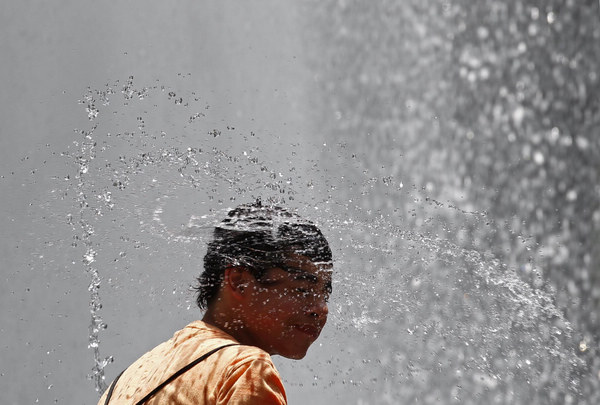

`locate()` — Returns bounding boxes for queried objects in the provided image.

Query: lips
[292,324,321,339]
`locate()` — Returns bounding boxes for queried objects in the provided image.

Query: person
[99,201,333,404]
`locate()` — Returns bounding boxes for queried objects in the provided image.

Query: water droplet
[476,26,489,39]
[83,250,96,265]
[566,190,577,201]
[530,7,539,20]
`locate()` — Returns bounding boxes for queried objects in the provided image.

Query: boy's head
[196,201,333,359]
[196,201,333,309]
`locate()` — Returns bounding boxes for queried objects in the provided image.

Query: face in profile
[240,254,333,359]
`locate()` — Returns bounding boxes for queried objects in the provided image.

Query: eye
[295,287,311,297]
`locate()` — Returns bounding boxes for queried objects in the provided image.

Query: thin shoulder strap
[103,369,126,405]
[135,343,239,404]
[104,343,239,405]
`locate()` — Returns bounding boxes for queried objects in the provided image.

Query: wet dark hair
[195,201,333,309]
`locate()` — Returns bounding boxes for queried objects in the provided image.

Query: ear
[223,267,253,300]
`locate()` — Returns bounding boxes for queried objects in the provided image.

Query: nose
[306,297,328,319]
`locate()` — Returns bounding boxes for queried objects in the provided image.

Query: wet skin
[241,255,332,359]
[200,252,332,361]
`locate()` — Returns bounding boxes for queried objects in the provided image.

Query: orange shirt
[98,321,287,404]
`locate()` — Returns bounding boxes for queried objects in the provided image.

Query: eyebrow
[292,272,318,283]
[282,266,321,282]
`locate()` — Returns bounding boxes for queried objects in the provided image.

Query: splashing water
[66,77,591,404]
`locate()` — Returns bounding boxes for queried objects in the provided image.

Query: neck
[202,307,259,349]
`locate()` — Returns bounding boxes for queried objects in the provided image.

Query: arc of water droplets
[113,145,295,243]
[340,212,568,323]
[75,122,112,393]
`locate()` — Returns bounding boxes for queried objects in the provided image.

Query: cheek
[250,295,303,323]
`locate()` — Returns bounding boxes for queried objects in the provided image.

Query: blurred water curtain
[307,0,599,403]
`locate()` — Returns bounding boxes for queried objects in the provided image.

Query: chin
[279,344,311,360]
[286,351,307,360]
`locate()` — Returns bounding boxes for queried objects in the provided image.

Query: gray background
[2,1,599,404]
